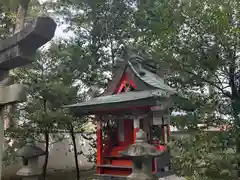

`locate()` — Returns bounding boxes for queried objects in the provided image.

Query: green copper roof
[64,89,175,115]
[65,89,171,109]
[128,62,175,93]
[104,47,177,95]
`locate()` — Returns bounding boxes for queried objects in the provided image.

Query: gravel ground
[159,175,186,180]
[2,169,95,180]
[3,168,184,180]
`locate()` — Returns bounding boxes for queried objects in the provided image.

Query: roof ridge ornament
[116,46,161,75]
[118,46,143,62]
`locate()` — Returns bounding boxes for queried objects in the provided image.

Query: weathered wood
[0,84,28,105]
[0,17,57,53]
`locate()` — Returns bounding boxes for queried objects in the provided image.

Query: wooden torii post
[0,17,56,179]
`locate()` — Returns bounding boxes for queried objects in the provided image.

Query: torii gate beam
[0,16,56,179]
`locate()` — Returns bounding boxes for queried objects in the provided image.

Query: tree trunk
[90,1,99,66]
[15,0,30,33]
[229,57,240,177]
[0,108,5,180]
[42,100,49,180]
[231,100,240,177]
[70,124,80,180]
[42,131,49,180]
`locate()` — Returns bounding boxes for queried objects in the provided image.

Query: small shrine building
[65,48,177,179]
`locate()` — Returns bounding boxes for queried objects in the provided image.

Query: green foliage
[0,0,43,37]
[15,42,83,133]
[2,0,240,179]
[46,0,141,84]
[13,41,95,178]
[43,1,240,178]
[138,0,240,179]
[170,131,237,179]
[0,3,15,39]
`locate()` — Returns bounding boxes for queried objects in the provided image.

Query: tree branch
[183,68,231,98]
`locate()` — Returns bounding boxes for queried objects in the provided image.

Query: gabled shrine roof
[64,89,173,115]
[105,47,175,94]
[128,62,175,93]
[64,47,177,116]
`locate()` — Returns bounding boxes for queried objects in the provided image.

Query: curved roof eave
[128,61,176,94]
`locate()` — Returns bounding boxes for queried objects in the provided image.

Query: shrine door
[117,119,134,146]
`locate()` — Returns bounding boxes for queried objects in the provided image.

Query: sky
[54,23,75,39]
[38,0,74,39]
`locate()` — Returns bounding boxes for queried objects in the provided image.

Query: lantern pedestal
[120,129,163,180]
[126,157,158,180]
[16,138,46,180]
[17,157,42,177]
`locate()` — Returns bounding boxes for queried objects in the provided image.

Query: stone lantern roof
[120,129,163,157]
[16,138,46,159]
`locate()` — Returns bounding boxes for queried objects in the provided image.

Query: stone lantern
[16,138,46,180]
[120,129,163,180]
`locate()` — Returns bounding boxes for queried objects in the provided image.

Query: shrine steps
[97,164,132,176]
[97,165,131,169]
[106,146,132,167]
[99,146,132,176]
[105,156,132,166]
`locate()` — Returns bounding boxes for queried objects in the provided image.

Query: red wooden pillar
[124,119,134,145]
[96,118,103,174]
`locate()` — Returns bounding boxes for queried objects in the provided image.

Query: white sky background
[54,23,74,39]
[39,0,74,39]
